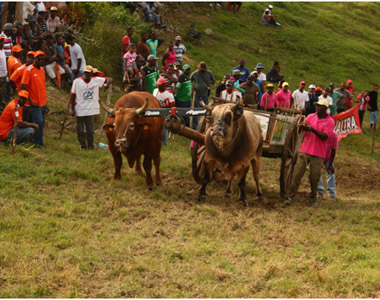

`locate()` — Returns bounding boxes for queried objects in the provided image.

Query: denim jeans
[23,105,46,146]
[162,128,169,145]
[6,127,35,144]
[369,111,378,125]
[192,95,208,130]
[318,160,336,198]
[71,71,84,81]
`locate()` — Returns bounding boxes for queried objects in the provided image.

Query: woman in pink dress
[162,42,177,71]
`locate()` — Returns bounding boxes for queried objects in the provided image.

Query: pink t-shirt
[299,113,335,158]
[325,131,338,162]
[260,92,276,109]
[276,89,292,108]
[357,93,370,111]
[123,51,137,67]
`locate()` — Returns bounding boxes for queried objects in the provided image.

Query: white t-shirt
[318,95,333,114]
[221,89,242,103]
[257,72,266,82]
[22,2,36,25]
[69,43,86,72]
[71,77,107,116]
[153,88,175,107]
[292,89,309,110]
[0,49,7,77]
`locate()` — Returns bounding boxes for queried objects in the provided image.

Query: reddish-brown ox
[200,102,263,206]
[100,92,164,189]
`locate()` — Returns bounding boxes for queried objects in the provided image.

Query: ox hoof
[240,199,249,207]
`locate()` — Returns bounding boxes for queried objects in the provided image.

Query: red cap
[346,79,352,84]
[156,77,166,85]
[0,36,3,41]
[34,50,45,58]
[299,81,306,85]
[315,87,323,92]
[12,45,23,53]
[18,90,29,99]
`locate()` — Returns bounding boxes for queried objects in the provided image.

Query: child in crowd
[123,43,141,82]
[356,91,370,128]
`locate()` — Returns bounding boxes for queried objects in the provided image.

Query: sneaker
[329,196,336,201]
[160,24,167,29]
[309,199,319,207]
[283,197,292,205]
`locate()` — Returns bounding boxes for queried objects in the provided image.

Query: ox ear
[231,104,244,120]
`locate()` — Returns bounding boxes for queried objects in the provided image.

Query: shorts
[45,62,65,79]
[369,111,378,124]
[127,64,137,70]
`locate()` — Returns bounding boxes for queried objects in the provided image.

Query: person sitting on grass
[123,43,141,84]
[0,90,38,145]
[143,3,167,29]
[261,8,280,27]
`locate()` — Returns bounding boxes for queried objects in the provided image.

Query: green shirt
[176,74,192,102]
[330,90,343,116]
[143,65,159,94]
[146,39,158,56]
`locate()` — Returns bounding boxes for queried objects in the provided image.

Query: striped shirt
[0,33,13,57]
[47,16,61,34]
[173,43,186,62]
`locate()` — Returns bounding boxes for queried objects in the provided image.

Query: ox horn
[200,100,212,112]
[135,97,149,116]
[99,100,115,117]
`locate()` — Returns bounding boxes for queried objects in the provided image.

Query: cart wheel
[280,123,305,197]
[191,116,209,184]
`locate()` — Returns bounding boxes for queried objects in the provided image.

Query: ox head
[201,100,244,151]
[100,97,149,151]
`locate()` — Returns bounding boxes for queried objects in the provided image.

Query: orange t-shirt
[0,99,23,140]
[7,55,22,78]
[21,64,47,107]
[10,64,27,91]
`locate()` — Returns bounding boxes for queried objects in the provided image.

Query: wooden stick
[189,90,196,129]
[11,100,19,154]
[96,83,113,150]
[59,97,72,139]
[372,125,376,154]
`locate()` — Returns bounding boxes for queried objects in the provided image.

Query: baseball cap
[226,79,234,86]
[268,4,273,9]
[251,71,258,77]
[232,69,241,75]
[256,63,264,69]
[27,51,35,56]
[308,84,316,89]
[12,45,23,52]
[83,65,93,73]
[183,64,191,70]
[347,79,353,84]
[282,82,289,87]
[50,6,58,11]
[315,87,323,92]
[147,54,157,60]
[175,35,181,41]
[0,36,4,41]
[34,50,45,58]
[156,77,166,85]
[18,90,29,99]
[314,99,329,108]
[266,83,274,88]
[299,81,305,85]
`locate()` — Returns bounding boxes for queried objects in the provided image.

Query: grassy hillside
[1,2,380,297]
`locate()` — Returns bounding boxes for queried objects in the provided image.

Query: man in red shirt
[21,51,47,148]
[345,79,354,109]
[284,99,335,207]
[0,90,38,144]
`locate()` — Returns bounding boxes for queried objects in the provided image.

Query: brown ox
[200,102,263,206]
[100,91,164,189]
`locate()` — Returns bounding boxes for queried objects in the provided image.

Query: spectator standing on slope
[292,81,309,112]
[335,82,352,113]
[318,131,338,201]
[47,6,61,34]
[214,74,229,98]
[65,34,86,81]
[251,71,264,105]
[173,36,186,65]
[162,41,176,72]
[345,79,354,109]
[141,54,159,94]
[190,61,215,129]
[221,79,242,102]
[175,64,192,127]
[284,99,335,207]
[266,61,284,83]
[239,74,259,105]
[255,62,266,85]
[231,58,249,83]
[259,83,276,112]
[137,32,150,60]
[20,50,46,148]
[356,91,370,127]
[368,85,378,130]
[327,83,342,117]
[319,88,333,114]
[305,84,318,116]
[276,81,292,108]
[7,45,23,79]
[121,27,133,75]
[0,90,38,144]
[10,51,35,100]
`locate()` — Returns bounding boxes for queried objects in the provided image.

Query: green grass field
[1,2,380,297]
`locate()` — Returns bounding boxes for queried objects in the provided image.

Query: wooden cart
[186,97,305,197]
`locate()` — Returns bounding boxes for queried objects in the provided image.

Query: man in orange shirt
[10,51,35,94]
[0,90,38,144]
[21,51,47,148]
[7,45,23,78]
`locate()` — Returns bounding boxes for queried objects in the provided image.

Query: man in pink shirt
[284,99,335,207]
[260,83,276,112]
[318,131,338,200]
[276,81,292,108]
